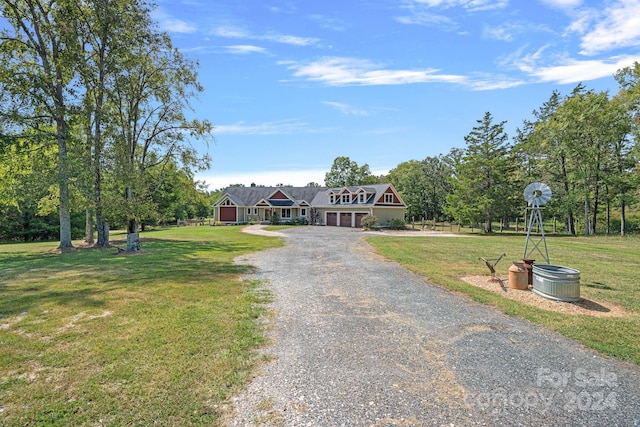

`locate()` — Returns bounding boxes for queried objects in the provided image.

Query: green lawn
[0,226,283,426]
[366,232,640,364]
[2,226,639,425]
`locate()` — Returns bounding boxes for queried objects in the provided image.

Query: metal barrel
[532,264,581,302]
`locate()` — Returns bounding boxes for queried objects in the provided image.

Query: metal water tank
[532,264,580,302]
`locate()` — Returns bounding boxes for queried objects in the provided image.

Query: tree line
[1,1,637,244]
[0,0,212,249]
[326,64,640,236]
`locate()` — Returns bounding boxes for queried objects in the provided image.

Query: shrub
[361,214,378,230]
[387,218,406,230]
[270,213,281,225]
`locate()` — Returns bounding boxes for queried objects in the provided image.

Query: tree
[514,90,578,234]
[324,156,376,187]
[445,112,516,232]
[389,156,453,223]
[110,24,211,250]
[75,0,150,247]
[614,62,640,235]
[0,0,83,249]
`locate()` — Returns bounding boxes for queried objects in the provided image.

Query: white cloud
[483,25,516,42]
[462,0,509,12]
[225,45,267,55]
[322,101,369,116]
[411,0,509,11]
[212,25,319,47]
[395,10,457,27]
[540,0,583,9]
[527,55,639,84]
[578,0,640,55]
[213,25,250,38]
[153,9,198,33]
[280,57,467,86]
[215,120,307,135]
[262,33,320,46]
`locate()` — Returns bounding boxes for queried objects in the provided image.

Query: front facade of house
[212,183,406,228]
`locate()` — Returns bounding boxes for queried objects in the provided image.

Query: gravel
[228,226,640,426]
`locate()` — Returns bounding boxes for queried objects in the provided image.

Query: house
[212,183,406,228]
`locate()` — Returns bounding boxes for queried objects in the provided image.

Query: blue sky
[154,0,640,190]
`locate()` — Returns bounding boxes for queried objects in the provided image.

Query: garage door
[340,213,352,227]
[326,212,337,226]
[354,213,367,228]
[220,206,237,222]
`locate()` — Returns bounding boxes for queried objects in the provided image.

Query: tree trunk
[126,185,140,251]
[591,182,600,235]
[620,200,626,237]
[85,209,94,244]
[56,118,73,249]
[584,195,590,236]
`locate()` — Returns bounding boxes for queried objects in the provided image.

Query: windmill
[523,182,551,264]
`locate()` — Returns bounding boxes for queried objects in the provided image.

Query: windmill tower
[523,182,552,264]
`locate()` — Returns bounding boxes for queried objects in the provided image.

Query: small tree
[361,214,378,230]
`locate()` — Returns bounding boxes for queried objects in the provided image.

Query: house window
[329,195,335,203]
[281,208,291,219]
[384,193,394,204]
[247,208,252,215]
[253,208,258,215]
[301,208,307,216]
[358,193,365,203]
[342,194,350,203]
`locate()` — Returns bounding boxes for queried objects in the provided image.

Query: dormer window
[329,194,335,204]
[384,193,394,204]
[358,193,365,203]
[342,194,350,204]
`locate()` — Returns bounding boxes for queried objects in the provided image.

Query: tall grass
[0,226,283,426]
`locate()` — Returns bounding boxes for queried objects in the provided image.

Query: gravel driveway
[229,226,640,426]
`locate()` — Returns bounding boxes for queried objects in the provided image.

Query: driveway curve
[229,226,640,426]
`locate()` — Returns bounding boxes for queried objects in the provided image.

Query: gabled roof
[312,183,402,207]
[213,184,405,209]
[215,186,327,207]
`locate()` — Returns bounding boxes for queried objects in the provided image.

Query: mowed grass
[366,233,640,364]
[0,226,284,426]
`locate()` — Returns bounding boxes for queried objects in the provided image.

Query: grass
[0,226,284,426]
[365,232,640,364]
[2,224,639,424]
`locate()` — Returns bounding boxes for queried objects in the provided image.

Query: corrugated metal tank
[532,264,581,302]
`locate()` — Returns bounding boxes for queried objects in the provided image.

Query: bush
[361,214,378,230]
[270,213,281,225]
[387,218,406,230]
[289,216,308,226]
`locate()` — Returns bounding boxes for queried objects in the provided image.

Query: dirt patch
[460,275,632,318]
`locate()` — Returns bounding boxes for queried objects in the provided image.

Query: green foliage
[361,214,378,230]
[270,212,281,225]
[446,112,518,233]
[389,156,453,221]
[324,156,377,187]
[386,218,406,230]
[288,216,309,226]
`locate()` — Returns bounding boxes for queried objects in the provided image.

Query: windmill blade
[524,182,552,206]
